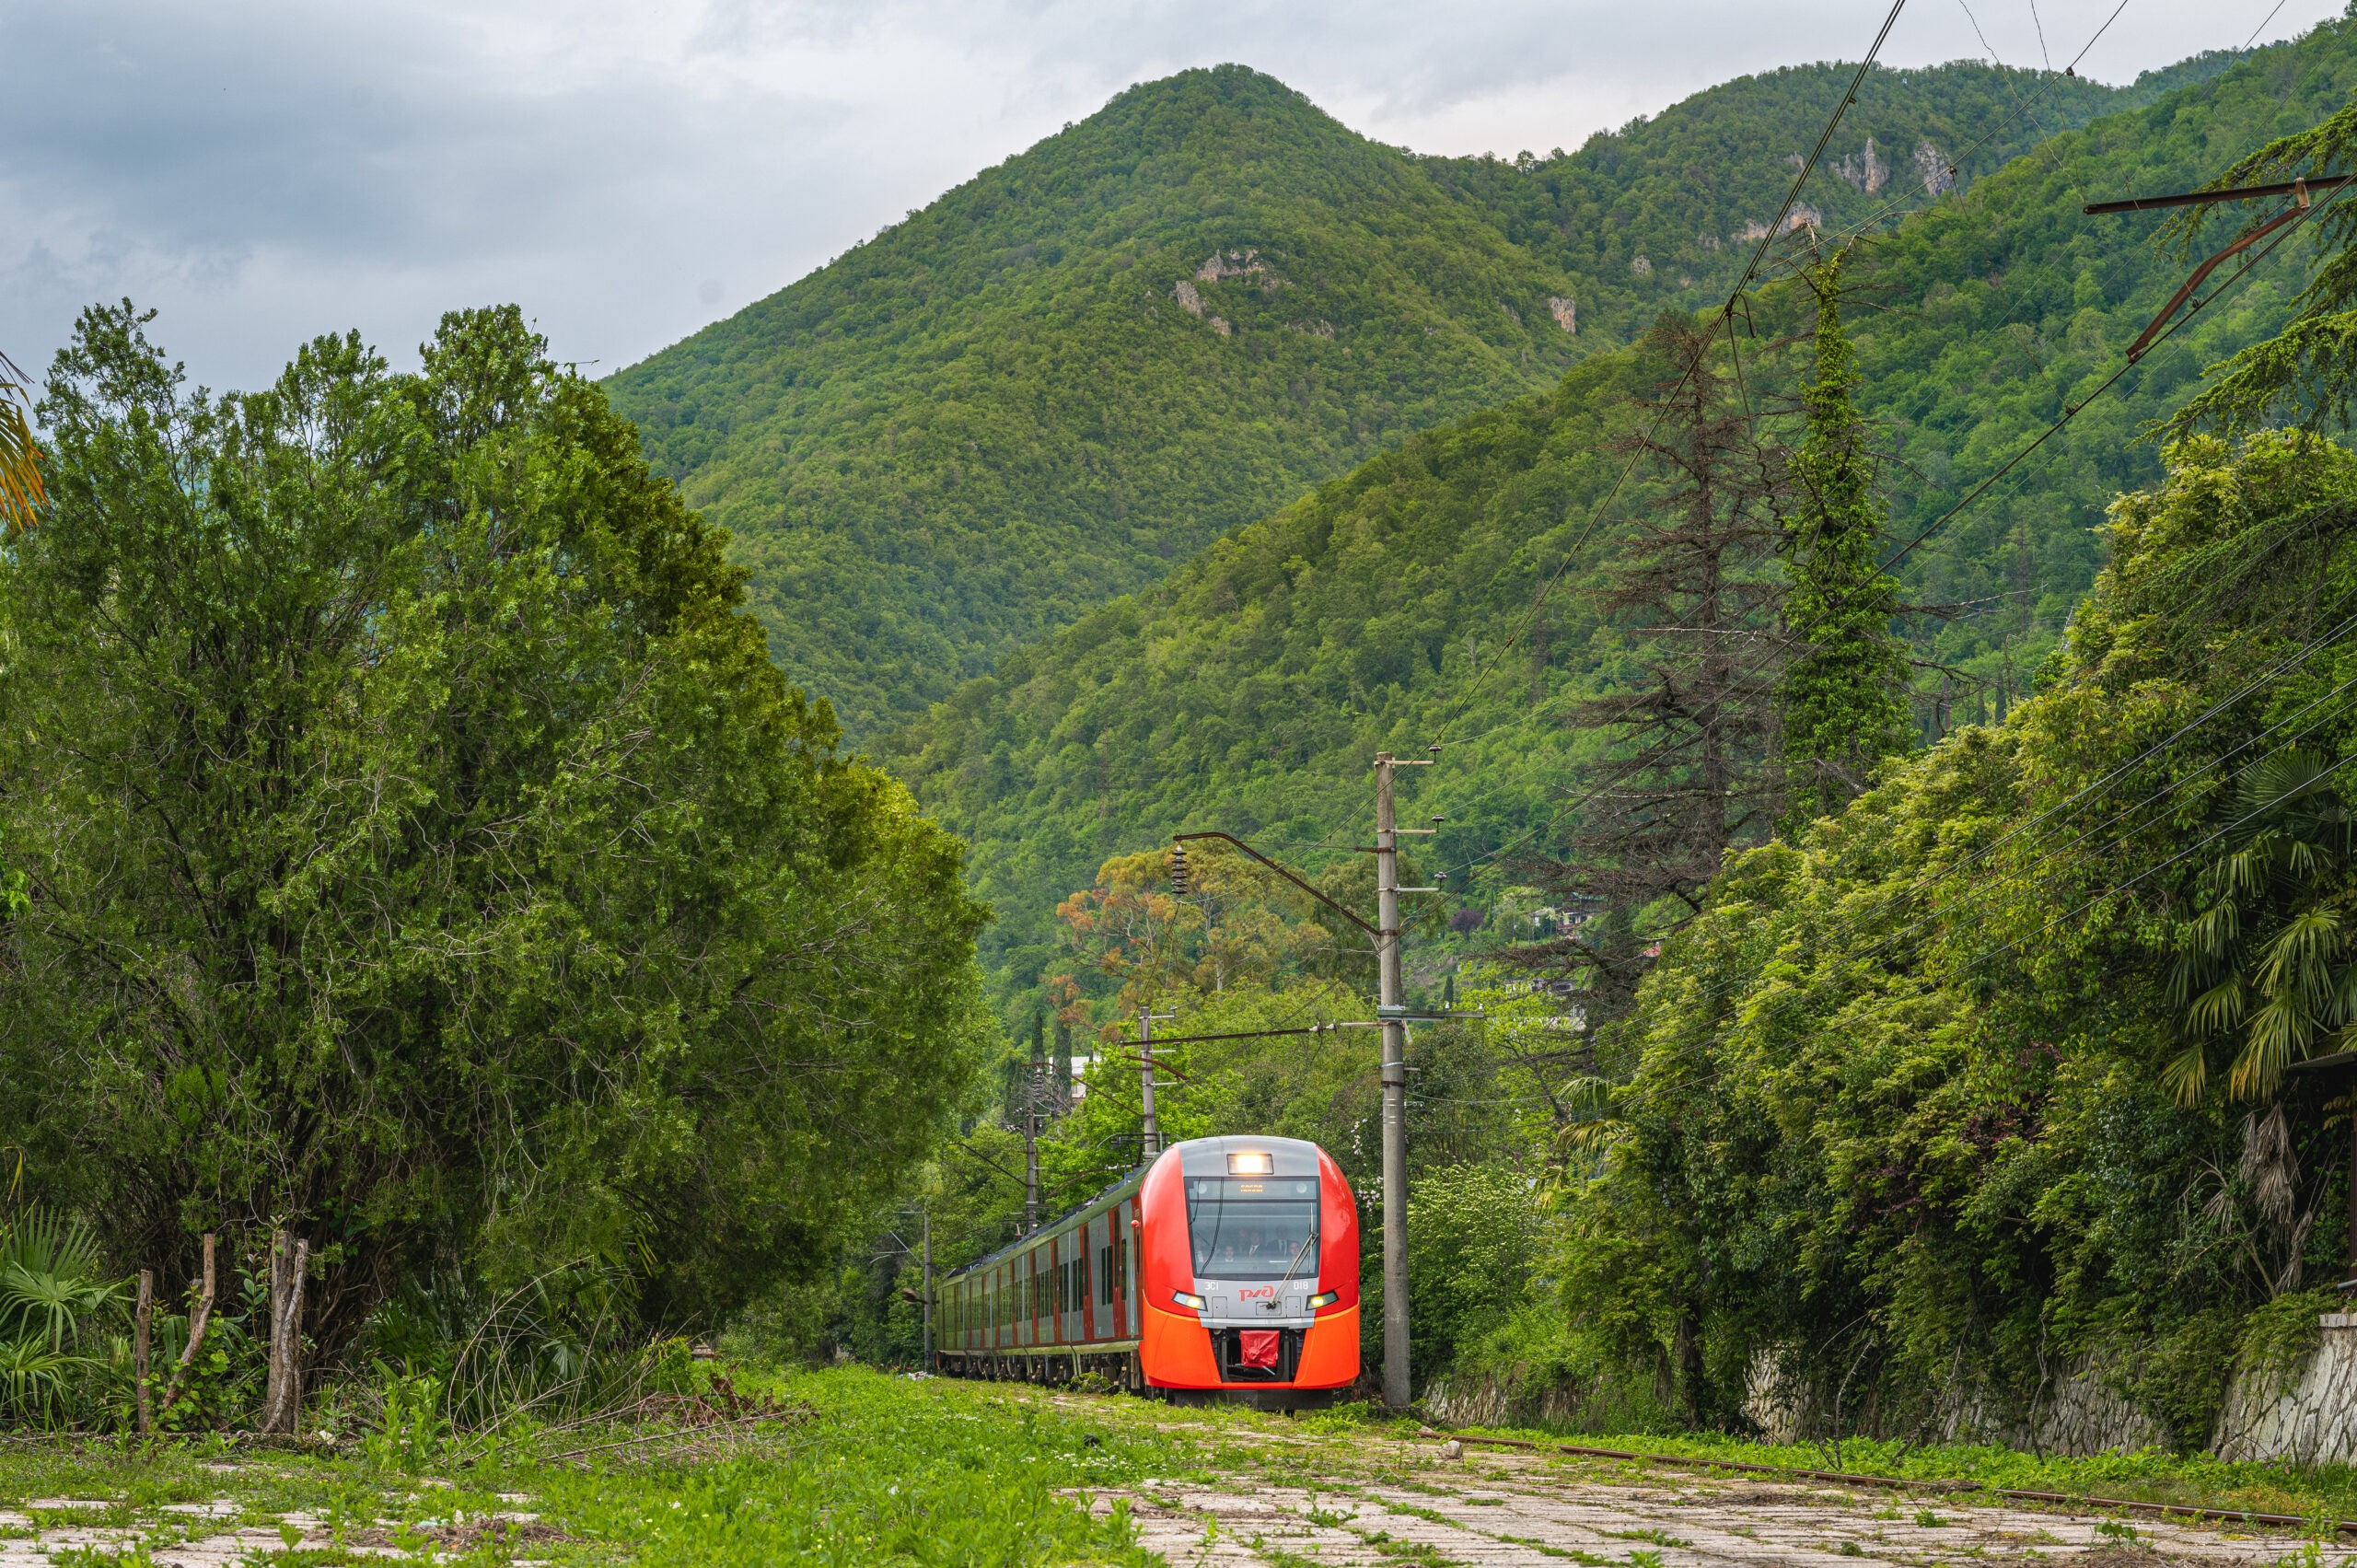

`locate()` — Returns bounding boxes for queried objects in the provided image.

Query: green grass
[17,1368,2357,1564]
[0,1369,1207,1565]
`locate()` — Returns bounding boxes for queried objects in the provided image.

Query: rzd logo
[1239,1286,1275,1300]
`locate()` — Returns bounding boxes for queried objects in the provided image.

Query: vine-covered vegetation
[1567,428,2357,1446]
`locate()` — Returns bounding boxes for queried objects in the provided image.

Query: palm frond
[2258,905,2345,1000]
[2232,994,2310,1100]
[2162,1040,2212,1108]
[0,352,41,534]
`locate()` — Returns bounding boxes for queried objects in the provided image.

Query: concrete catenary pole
[1139,1006,1160,1159]
[1023,1022,1042,1234]
[1375,751,1411,1410]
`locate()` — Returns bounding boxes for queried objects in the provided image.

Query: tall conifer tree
[1779,250,1912,829]
[1516,314,1785,1022]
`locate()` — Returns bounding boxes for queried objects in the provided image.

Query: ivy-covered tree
[0,304,989,1345]
[1778,250,1913,829]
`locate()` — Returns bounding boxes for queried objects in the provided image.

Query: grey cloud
[0,0,2334,392]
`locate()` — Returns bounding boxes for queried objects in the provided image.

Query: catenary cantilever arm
[1172,830,1379,935]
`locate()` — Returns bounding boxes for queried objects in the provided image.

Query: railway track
[1086,1431,2328,1568]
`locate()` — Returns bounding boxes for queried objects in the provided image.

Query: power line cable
[2244,0,2291,51]
[1882,171,2347,571]
[1600,628,2357,1105]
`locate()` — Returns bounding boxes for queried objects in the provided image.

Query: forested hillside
[607,61,2145,736]
[889,20,2357,1021]
[1428,52,2237,347]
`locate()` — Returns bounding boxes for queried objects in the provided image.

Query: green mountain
[885,22,2357,1016]
[608,61,2155,737]
[608,68,1587,736]
[1425,54,2231,346]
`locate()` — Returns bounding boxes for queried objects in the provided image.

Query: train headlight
[1172,1290,1208,1310]
[1309,1290,1340,1308]
[1227,1151,1274,1175]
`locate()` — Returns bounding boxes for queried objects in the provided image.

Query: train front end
[1135,1134,1360,1406]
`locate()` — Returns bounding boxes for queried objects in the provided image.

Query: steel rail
[1418,1429,2357,1530]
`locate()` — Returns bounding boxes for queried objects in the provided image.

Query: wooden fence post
[157,1233,215,1423]
[260,1230,308,1435]
[134,1270,154,1436]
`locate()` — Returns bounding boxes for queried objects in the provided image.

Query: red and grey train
[936,1134,1360,1405]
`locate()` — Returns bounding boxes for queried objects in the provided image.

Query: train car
[935,1134,1359,1407]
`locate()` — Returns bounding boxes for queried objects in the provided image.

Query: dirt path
[1092,1442,2320,1568]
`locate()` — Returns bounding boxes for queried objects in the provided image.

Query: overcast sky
[0,0,2334,393]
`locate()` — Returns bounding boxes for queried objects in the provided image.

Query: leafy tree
[0,303,988,1345]
[1778,250,1913,827]
[0,352,36,924]
[1404,1163,1547,1391]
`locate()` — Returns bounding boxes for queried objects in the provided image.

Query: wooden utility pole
[922,1209,934,1363]
[157,1233,216,1423]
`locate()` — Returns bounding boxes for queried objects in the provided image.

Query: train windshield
[1186,1176,1318,1280]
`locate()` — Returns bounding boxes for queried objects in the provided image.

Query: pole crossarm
[2084,173,2352,214]
[1104,1024,1370,1048]
[1174,830,1378,935]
